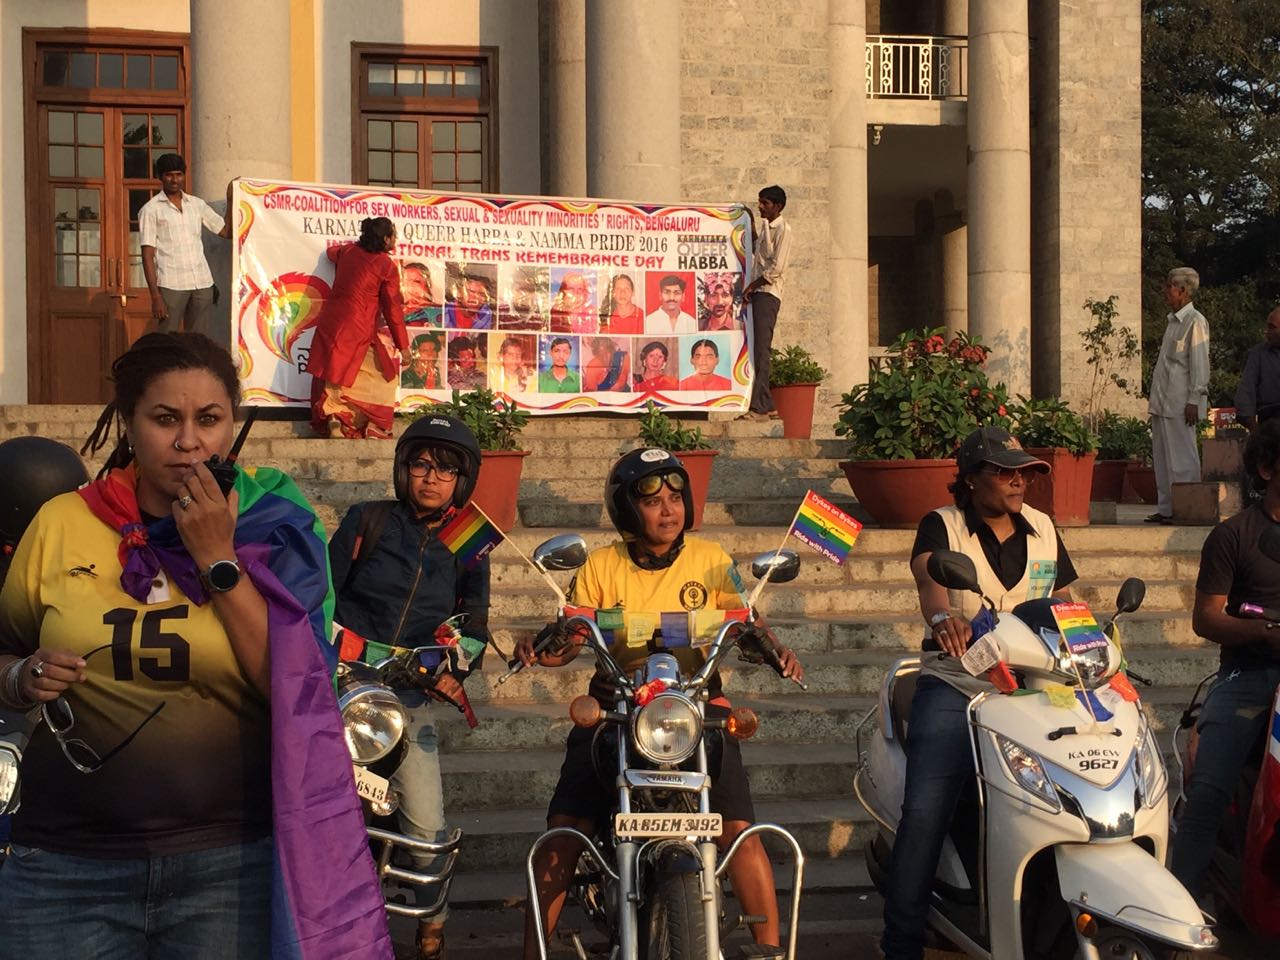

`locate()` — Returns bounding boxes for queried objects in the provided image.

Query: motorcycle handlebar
[1239,602,1280,624]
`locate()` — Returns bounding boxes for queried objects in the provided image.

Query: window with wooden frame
[352,45,497,193]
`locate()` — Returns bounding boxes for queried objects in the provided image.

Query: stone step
[466,647,1220,703]
[483,610,1210,658]
[484,550,1201,592]
[447,797,870,872]
[441,742,857,812]
[476,579,1196,623]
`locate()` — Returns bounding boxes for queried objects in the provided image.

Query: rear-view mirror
[532,534,589,572]
[1114,577,1146,615]
[750,549,800,584]
[926,550,981,593]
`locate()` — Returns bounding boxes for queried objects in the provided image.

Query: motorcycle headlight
[1135,717,1168,809]
[338,683,408,764]
[995,734,1061,812]
[632,692,702,764]
[1059,644,1120,690]
[0,743,20,815]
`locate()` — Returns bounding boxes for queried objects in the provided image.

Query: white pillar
[935,191,967,337]
[545,0,587,197]
[967,0,1030,395]
[828,0,869,388]
[190,0,292,348]
[585,0,680,200]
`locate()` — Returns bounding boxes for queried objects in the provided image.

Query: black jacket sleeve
[327,504,363,610]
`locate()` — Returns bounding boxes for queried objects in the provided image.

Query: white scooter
[854,549,1217,960]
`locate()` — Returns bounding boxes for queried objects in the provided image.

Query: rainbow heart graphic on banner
[255,271,330,363]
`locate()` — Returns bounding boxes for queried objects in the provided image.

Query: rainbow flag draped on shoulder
[78,465,393,960]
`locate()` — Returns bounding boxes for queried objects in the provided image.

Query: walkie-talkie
[205,408,258,496]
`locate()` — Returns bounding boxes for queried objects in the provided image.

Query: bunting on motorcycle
[563,604,750,649]
[1241,685,1280,936]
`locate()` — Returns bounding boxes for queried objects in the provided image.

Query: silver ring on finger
[30,660,44,679]
[178,494,194,510]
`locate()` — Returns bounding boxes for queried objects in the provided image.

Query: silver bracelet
[0,656,35,711]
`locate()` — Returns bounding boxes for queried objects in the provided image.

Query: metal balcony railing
[866,35,967,100]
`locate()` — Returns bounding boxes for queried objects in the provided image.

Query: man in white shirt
[643,274,697,335]
[1147,265,1210,523]
[742,185,793,420]
[138,153,231,336]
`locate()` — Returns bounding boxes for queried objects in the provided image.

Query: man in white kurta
[1147,266,1210,522]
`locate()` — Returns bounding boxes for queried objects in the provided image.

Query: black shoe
[1144,512,1173,525]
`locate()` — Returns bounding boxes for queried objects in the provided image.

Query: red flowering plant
[835,327,1011,460]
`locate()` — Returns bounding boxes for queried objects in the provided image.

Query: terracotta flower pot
[839,459,956,529]
[473,449,529,532]
[770,383,819,439]
[1125,464,1157,505]
[1023,447,1097,526]
[1091,459,1130,503]
[677,448,719,530]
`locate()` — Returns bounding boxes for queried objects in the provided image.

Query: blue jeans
[0,836,271,959]
[392,692,452,920]
[881,676,975,960]
[1170,664,1280,898]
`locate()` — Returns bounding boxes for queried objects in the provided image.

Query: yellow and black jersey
[0,493,270,856]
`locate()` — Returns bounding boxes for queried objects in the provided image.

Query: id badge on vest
[1026,559,1057,600]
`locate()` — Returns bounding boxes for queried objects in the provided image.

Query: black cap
[956,427,1051,474]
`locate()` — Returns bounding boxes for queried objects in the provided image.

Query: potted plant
[637,401,717,530]
[424,388,530,532]
[1093,412,1152,502]
[1010,396,1098,526]
[1077,294,1139,429]
[768,344,828,439]
[834,328,1011,528]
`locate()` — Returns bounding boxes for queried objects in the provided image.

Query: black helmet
[394,415,482,508]
[604,448,693,539]
[0,437,90,546]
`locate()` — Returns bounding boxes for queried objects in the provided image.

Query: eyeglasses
[41,643,166,774]
[407,459,460,481]
[633,471,686,497]
[984,465,1040,485]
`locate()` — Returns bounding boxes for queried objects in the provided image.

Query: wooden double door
[24,31,190,403]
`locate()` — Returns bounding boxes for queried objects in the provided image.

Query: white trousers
[1151,414,1200,516]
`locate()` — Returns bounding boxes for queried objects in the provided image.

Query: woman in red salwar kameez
[306,217,409,439]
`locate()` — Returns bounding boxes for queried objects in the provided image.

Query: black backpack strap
[342,500,396,591]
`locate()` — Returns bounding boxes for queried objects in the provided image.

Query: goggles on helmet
[633,471,686,497]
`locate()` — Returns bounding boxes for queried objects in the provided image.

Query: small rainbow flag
[788,490,862,565]
[1050,601,1108,654]
[438,502,504,567]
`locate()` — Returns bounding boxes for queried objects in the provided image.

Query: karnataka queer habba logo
[255,271,331,363]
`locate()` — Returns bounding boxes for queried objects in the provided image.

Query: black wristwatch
[201,559,242,593]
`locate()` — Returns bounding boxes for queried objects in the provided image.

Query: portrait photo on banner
[446,331,487,390]
[634,336,680,393]
[549,268,601,335]
[401,259,443,326]
[401,329,445,390]
[600,271,646,335]
[582,335,632,393]
[644,271,697,336]
[678,334,733,391]
[499,265,550,330]
[489,332,537,396]
[443,262,497,330]
[537,334,582,394]
[697,270,743,331]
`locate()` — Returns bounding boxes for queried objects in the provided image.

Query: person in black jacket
[328,415,490,960]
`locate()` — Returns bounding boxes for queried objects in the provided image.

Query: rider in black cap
[881,426,1079,960]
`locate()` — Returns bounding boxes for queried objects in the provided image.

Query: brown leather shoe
[417,921,445,960]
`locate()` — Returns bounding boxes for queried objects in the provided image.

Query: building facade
[0,0,1141,409]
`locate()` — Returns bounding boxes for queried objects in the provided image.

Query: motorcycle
[854,549,1217,960]
[0,709,22,864]
[335,629,468,920]
[1171,524,1280,936]
[513,534,808,960]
